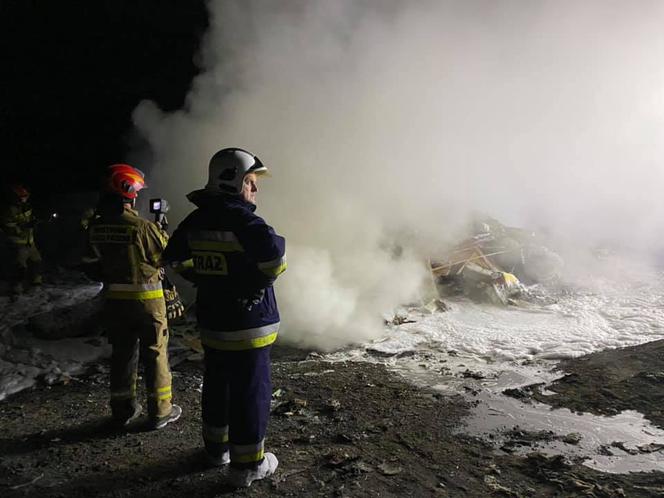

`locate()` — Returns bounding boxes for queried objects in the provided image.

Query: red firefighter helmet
[107,164,146,199]
[10,184,30,202]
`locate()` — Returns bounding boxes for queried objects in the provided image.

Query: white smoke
[134,0,664,350]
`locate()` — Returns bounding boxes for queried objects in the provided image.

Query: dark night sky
[0,1,208,197]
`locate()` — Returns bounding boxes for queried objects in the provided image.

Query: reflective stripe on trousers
[231,440,265,464]
[110,387,136,400]
[106,282,164,300]
[203,423,229,444]
[202,346,272,468]
[200,323,279,351]
[148,385,172,401]
[8,237,32,245]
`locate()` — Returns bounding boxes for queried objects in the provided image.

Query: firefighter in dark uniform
[163,148,286,487]
[89,164,181,429]
[0,184,42,296]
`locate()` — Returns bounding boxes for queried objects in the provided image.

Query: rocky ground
[1,342,664,497]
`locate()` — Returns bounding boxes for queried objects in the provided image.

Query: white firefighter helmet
[205,147,268,194]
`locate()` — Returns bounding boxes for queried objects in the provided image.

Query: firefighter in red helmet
[88,164,181,429]
[0,184,42,297]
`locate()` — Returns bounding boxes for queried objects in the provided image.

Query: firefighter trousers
[9,244,42,293]
[202,346,272,469]
[105,298,173,420]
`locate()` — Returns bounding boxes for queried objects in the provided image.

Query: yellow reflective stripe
[202,423,229,443]
[147,393,172,401]
[106,289,164,300]
[149,386,172,400]
[201,323,279,342]
[107,282,163,300]
[258,256,287,277]
[173,259,194,273]
[258,256,286,269]
[111,389,136,399]
[189,240,244,252]
[203,433,229,444]
[260,261,287,277]
[201,332,278,351]
[231,441,265,463]
[233,450,265,463]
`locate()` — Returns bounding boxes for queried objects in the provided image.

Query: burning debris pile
[430,216,564,305]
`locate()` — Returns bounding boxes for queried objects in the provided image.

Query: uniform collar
[187,189,256,212]
[123,204,139,216]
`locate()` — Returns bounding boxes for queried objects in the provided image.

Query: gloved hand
[164,287,185,320]
[238,289,265,311]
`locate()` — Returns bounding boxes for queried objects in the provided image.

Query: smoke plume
[134,0,664,350]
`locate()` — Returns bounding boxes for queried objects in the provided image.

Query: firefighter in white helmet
[164,148,286,487]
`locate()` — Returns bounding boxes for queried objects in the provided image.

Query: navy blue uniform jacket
[163,192,286,349]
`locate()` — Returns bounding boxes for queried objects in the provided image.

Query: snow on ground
[0,274,102,331]
[0,274,108,401]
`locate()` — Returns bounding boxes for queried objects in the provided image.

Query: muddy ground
[526,340,664,431]
[1,344,664,497]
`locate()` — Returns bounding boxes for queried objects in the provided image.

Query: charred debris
[429,216,563,307]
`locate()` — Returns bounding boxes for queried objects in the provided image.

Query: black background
[0,1,208,197]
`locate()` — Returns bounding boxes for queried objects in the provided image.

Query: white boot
[228,452,278,488]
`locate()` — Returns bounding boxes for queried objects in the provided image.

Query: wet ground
[1,344,664,497]
[529,339,664,429]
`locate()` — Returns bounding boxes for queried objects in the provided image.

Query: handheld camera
[149,198,170,231]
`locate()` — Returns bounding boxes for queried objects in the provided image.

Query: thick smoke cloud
[134,0,664,349]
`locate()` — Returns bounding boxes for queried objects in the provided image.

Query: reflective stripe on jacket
[106,282,164,300]
[199,322,280,351]
[163,192,286,350]
[89,201,168,301]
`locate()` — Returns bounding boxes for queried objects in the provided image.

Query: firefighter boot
[112,403,143,429]
[151,404,182,430]
[228,452,278,488]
